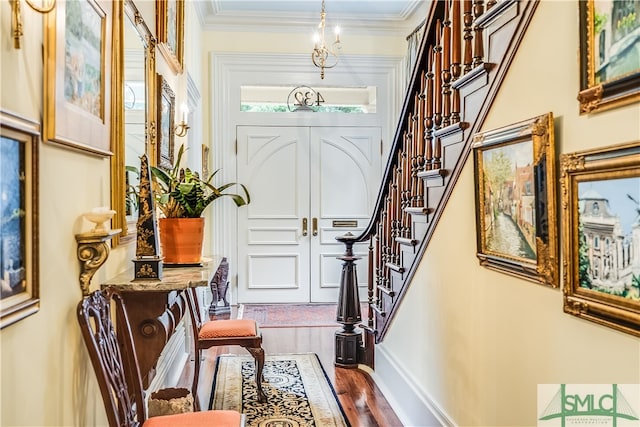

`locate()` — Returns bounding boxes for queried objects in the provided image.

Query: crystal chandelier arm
[310,0,340,79]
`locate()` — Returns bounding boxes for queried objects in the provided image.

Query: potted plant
[151,145,250,264]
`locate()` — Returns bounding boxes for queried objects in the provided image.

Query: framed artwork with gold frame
[157,75,175,171]
[157,0,184,74]
[472,113,558,287]
[44,0,113,156]
[0,110,40,329]
[560,142,640,337]
[578,0,640,114]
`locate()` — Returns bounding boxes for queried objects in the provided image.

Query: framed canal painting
[43,0,113,156]
[472,113,558,287]
[0,110,40,329]
[560,141,640,337]
[577,0,640,114]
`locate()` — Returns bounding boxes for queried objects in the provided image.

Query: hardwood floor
[181,323,403,426]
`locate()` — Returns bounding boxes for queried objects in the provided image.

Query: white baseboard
[369,345,457,427]
[147,322,190,398]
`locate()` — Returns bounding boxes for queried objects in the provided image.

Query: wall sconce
[10,0,56,49]
[174,102,190,137]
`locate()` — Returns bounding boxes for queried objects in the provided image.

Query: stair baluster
[333,0,540,369]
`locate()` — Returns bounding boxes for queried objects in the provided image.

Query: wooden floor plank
[180,324,403,426]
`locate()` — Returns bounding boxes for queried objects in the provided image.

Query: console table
[102,256,222,388]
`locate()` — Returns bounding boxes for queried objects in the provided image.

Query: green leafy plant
[150,145,250,218]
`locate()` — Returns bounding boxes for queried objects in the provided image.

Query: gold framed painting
[157,0,184,74]
[43,0,113,156]
[578,1,640,114]
[157,75,175,171]
[0,110,40,329]
[472,112,558,287]
[560,141,640,337]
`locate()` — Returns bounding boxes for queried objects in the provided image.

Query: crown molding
[194,0,429,37]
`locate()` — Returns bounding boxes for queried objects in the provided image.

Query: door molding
[209,52,403,302]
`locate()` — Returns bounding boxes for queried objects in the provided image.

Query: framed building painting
[157,75,175,171]
[578,0,640,114]
[43,0,113,156]
[472,113,558,287]
[0,110,40,329]
[561,141,640,337]
[157,0,184,74]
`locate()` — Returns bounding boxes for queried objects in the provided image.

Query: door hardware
[312,218,318,236]
[302,218,308,236]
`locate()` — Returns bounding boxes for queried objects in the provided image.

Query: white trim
[371,345,457,427]
[194,0,429,36]
[146,322,190,398]
[209,51,404,304]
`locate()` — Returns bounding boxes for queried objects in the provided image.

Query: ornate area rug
[210,353,350,427]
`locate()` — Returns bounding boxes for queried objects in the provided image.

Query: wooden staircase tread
[452,62,495,90]
[376,285,396,297]
[434,121,470,138]
[371,305,387,317]
[417,168,447,181]
[405,207,433,216]
[385,262,405,273]
[396,237,418,246]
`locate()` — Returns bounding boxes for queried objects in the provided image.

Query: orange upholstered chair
[186,287,267,404]
[77,288,245,427]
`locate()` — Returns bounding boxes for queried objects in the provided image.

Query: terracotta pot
[159,217,205,264]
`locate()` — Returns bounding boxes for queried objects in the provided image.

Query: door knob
[302,218,308,236]
[312,218,318,236]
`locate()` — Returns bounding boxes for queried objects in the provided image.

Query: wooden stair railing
[334,0,540,369]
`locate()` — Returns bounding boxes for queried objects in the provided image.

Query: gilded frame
[0,110,40,329]
[157,75,175,171]
[560,142,640,337]
[44,0,113,156]
[472,113,558,287]
[157,0,184,74]
[578,0,640,114]
[111,0,157,247]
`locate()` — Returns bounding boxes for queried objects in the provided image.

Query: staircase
[334,0,540,368]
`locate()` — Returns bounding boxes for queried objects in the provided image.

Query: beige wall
[0,1,193,425]
[0,3,406,425]
[382,1,640,425]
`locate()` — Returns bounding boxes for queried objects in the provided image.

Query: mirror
[111,0,157,246]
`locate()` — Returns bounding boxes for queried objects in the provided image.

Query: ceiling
[194,0,429,36]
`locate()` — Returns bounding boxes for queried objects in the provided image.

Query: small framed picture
[0,110,40,329]
[472,113,558,287]
[577,1,640,114]
[202,144,210,181]
[561,141,640,337]
[157,0,184,74]
[43,0,113,155]
[157,75,175,170]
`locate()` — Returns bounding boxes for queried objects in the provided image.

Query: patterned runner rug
[210,353,350,427]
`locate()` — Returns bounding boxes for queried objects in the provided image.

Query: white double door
[237,126,382,303]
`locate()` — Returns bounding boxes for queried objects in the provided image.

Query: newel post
[335,232,362,368]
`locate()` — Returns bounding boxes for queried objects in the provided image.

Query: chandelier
[311,0,341,79]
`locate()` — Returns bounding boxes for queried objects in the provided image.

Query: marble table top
[102,255,223,292]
